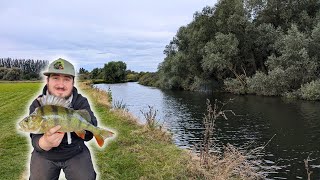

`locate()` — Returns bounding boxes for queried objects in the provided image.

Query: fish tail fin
[94,128,114,147]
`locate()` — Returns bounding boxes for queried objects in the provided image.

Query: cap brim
[43,71,75,77]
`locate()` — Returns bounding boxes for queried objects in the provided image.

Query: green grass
[0,82,42,179]
[0,82,190,180]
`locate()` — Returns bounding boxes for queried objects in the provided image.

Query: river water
[94,82,320,179]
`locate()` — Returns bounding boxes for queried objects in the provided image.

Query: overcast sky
[0,0,217,72]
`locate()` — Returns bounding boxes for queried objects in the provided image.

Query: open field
[0,82,42,179]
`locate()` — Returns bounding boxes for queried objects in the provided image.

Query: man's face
[47,74,74,98]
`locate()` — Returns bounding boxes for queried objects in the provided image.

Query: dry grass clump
[90,87,111,107]
[186,99,263,180]
[186,144,262,180]
[112,105,172,143]
[140,105,164,130]
[78,81,111,108]
[304,155,312,180]
[111,108,140,125]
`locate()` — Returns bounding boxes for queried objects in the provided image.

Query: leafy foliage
[103,61,127,83]
[139,72,159,87]
[154,0,320,100]
[0,58,48,80]
[247,69,291,96]
[90,67,104,79]
[297,80,320,100]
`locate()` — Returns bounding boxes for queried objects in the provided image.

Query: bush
[126,73,139,82]
[247,68,291,96]
[139,73,159,87]
[224,78,247,94]
[297,80,320,100]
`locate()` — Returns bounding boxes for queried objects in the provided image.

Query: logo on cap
[53,60,64,70]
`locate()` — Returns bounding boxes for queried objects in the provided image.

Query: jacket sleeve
[77,97,97,141]
[29,99,46,152]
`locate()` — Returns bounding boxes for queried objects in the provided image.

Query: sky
[0,0,217,72]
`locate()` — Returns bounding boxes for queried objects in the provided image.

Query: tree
[3,68,22,81]
[250,23,282,73]
[0,58,48,80]
[263,24,316,91]
[202,33,246,86]
[90,68,103,79]
[79,67,89,74]
[103,61,127,83]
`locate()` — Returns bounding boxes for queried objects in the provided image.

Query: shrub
[297,80,320,100]
[224,78,247,94]
[247,68,291,96]
[139,72,159,87]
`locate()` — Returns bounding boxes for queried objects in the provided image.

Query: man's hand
[39,125,65,151]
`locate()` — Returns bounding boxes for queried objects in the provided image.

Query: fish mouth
[18,121,29,132]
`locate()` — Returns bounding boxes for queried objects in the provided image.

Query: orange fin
[75,130,86,139]
[95,134,104,147]
[94,128,115,147]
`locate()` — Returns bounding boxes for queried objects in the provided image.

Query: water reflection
[94,82,320,179]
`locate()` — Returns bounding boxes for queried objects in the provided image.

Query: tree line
[0,58,48,80]
[139,0,320,100]
[78,61,151,84]
[0,58,147,84]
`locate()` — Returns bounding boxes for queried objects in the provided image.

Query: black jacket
[29,85,98,161]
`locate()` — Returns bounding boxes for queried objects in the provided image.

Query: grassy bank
[78,82,191,179]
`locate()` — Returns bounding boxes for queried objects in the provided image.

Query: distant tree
[103,61,127,83]
[126,70,140,82]
[77,67,90,80]
[139,72,159,87]
[90,68,103,79]
[3,68,22,81]
[0,58,48,80]
[0,68,9,80]
[79,67,89,74]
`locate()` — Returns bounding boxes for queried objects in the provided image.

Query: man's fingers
[47,125,62,135]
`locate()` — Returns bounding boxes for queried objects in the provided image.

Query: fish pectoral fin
[75,130,86,139]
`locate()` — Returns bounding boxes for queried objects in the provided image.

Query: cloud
[0,0,216,72]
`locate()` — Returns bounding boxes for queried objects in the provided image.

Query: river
[94,82,320,179]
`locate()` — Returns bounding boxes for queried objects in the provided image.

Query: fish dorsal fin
[37,95,71,107]
[75,109,91,123]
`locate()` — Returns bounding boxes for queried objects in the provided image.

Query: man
[29,58,97,180]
